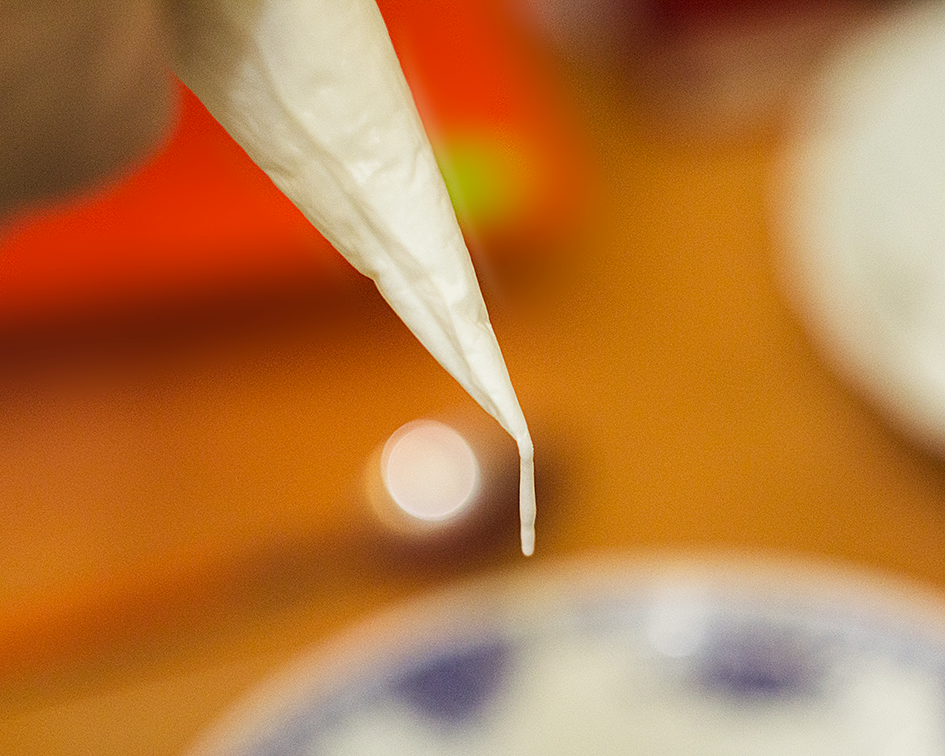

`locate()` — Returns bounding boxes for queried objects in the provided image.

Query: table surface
[5,12,945,755]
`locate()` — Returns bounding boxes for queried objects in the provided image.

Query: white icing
[172,0,535,553]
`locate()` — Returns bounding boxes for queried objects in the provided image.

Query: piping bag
[172,0,536,554]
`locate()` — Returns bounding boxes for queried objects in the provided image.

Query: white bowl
[778,1,945,456]
[182,555,945,755]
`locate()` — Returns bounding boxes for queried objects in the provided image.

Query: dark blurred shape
[0,1,176,216]
[696,622,824,702]
[392,641,510,724]
[515,0,880,134]
[511,0,641,55]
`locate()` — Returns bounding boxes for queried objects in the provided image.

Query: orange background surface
[4,3,945,755]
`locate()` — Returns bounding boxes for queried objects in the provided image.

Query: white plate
[182,555,945,755]
[778,2,945,455]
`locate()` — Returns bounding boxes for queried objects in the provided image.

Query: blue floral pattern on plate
[188,564,945,756]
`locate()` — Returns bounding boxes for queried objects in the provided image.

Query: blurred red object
[0,0,587,333]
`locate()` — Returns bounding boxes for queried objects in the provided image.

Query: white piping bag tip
[173,0,537,553]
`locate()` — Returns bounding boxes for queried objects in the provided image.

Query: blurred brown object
[515,0,881,135]
[0,0,176,217]
[637,0,877,134]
